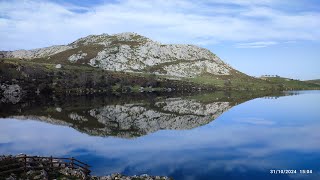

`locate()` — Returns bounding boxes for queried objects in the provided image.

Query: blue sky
[0,0,319,80]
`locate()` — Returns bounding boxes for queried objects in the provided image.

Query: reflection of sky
[1,91,320,180]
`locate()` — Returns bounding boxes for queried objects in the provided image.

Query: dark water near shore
[0,91,320,180]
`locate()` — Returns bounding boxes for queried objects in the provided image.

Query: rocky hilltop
[0,32,232,78]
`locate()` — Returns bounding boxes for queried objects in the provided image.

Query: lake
[0,90,319,180]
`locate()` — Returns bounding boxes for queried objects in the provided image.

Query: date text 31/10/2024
[270,169,313,174]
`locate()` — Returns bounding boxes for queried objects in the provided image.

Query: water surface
[0,91,319,179]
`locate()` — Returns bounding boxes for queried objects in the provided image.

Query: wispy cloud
[235,41,278,48]
[0,0,319,50]
[232,117,276,125]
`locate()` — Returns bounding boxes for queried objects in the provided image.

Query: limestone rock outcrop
[1,32,233,78]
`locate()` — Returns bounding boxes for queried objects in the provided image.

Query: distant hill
[258,76,320,90]
[305,79,320,85]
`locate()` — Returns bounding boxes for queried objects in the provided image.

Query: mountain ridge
[0,32,234,78]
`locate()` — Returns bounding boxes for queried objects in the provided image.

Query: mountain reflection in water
[0,91,290,138]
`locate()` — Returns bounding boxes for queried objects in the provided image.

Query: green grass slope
[1,57,319,94]
[305,79,320,85]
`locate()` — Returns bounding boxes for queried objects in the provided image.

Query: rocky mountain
[0,32,233,78]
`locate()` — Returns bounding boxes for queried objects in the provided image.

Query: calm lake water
[0,91,320,180]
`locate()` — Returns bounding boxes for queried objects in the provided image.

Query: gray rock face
[0,84,22,104]
[0,51,7,58]
[87,33,232,77]
[68,51,87,62]
[11,115,72,126]
[68,112,88,121]
[1,84,21,95]
[2,45,72,59]
[0,32,233,78]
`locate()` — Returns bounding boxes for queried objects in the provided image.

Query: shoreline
[0,155,172,180]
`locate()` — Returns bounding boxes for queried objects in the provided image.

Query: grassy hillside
[305,79,320,85]
[0,58,218,95]
[186,72,320,91]
[1,58,319,96]
[261,76,320,90]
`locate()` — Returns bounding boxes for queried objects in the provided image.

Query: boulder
[55,64,62,69]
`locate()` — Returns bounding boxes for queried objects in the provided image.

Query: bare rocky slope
[0,32,233,78]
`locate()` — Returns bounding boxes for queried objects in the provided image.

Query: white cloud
[0,0,320,50]
[235,41,278,48]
